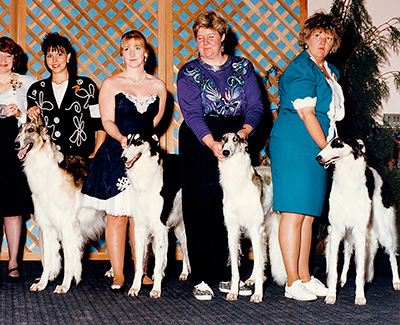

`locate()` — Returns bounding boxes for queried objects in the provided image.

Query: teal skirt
[268,136,328,217]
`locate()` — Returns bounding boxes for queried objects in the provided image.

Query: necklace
[123,69,146,84]
[0,73,13,84]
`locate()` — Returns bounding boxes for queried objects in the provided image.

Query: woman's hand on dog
[202,134,225,161]
[27,106,41,121]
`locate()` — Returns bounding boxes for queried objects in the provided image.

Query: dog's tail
[266,211,287,286]
[79,208,106,241]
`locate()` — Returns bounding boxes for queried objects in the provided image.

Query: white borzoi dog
[120,132,190,298]
[218,132,285,303]
[14,122,106,293]
[317,137,400,305]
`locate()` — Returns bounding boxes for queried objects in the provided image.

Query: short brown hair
[0,37,24,72]
[192,10,229,38]
[120,30,149,56]
[299,12,343,53]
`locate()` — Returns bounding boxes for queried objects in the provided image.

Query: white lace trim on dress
[121,92,157,114]
[324,62,345,141]
[292,96,317,110]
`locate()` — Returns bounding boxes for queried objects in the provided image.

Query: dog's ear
[351,138,366,159]
[240,137,249,153]
[152,134,159,143]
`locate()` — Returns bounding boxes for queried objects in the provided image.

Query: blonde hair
[120,30,148,56]
[192,10,229,38]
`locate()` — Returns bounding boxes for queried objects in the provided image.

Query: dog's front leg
[54,224,84,293]
[226,220,240,301]
[353,229,367,305]
[128,224,146,297]
[249,225,265,303]
[30,227,61,292]
[150,225,168,298]
[324,228,341,304]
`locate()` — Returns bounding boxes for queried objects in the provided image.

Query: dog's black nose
[222,150,230,157]
[14,141,20,150]
[121,156,127,163]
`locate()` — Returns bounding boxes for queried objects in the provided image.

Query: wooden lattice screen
[1,0,307,261]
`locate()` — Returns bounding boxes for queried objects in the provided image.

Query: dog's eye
[28,127,34,133]
[233,136,238,142]
[221,135,226,141]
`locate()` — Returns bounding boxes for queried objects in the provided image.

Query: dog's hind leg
[377,226,400,290]
[173,219,191,281]
[324,226,342,304]
[128,225,146,297]
[226,221,241,301]
[54,225,84,293]
[30,227,61,292]
[353,228,367,305]
[339,235,354,287]
[150,225,168,298]
[365,229,378,284]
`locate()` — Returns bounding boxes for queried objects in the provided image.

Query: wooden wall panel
[0,0,306,260]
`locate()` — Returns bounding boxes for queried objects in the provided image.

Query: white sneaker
[303,276,328,297]
[285,279,317,301]
[193,281,214,301]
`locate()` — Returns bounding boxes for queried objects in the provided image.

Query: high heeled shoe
[7,267,21,283]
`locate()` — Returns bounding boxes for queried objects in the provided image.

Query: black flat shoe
[7,267,21,283]
[110,283,125,293]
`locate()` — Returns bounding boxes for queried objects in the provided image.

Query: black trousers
[178,116,244,285]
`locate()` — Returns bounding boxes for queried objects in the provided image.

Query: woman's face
[121,39,147,68]
[0,51,14,74]
[196,27,225,61]
[45,47,71,74]
[306,29,334,63]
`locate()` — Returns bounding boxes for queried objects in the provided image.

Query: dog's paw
[128,288,140,297]
[179,273,188,281]
[104,267,114,278]
[30,282,45,292]
[250,294,262,303]
[244,278,255,286]
[324,295,336,304]
[393,282,400,290]
[355,296,367,305]
[150,289,161,299]
[54,285,69,294]
[226,292,238,301]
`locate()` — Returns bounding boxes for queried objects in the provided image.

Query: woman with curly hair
[269,12,344,301]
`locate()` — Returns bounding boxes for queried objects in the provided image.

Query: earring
[221,41,225,54]
[144,55,148,63]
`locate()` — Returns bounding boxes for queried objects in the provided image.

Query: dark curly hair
[299,12,343,53]
[0,37,24,72]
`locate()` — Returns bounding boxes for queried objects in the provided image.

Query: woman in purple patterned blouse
[177,10,264,301]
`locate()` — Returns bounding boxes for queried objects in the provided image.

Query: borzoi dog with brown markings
[14,122,106,293]
[120,132,190,298]
[218,132,284,303]
[317,137,400,305]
